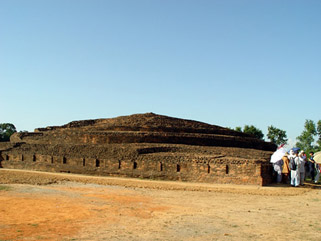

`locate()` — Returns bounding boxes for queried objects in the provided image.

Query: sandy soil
[1,169,321,241]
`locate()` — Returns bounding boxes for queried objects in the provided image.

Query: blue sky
[1,0,320,146]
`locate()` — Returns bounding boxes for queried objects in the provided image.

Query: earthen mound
[11,113,275,150]
[1,113,276,185]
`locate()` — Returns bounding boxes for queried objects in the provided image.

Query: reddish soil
[1,169,321,240]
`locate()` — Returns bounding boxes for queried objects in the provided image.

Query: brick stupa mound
[1,113,276,185]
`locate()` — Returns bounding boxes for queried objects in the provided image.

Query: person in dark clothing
[308,152,315,182]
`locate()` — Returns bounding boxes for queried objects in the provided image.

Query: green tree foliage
[267,125,288,145]
[0,123,17,142]
[296,120,317,152]
[242,125,264,140]
[317,120,321,150]
[234,125,264,140]
[235,126,242,132]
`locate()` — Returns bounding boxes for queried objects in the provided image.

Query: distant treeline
[235,119,321,153]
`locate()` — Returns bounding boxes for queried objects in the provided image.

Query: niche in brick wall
[63,157,67,164]
[96,159,100,167]
[226,165,229,174]
[159,162,163,171]
[207,164,211,174]
[133,161,137,169]
[82,158,86,166]
[177,164,181,172]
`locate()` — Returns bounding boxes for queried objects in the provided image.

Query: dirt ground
[1,169,321,241]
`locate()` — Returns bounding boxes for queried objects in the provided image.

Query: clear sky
[1,0,320,146]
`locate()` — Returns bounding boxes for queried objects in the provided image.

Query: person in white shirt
[299,150,306,185]
[289,151,300,187]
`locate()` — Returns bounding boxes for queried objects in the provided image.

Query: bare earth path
[1,169,321,241]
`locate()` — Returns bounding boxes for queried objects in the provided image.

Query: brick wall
[0,150,268,185]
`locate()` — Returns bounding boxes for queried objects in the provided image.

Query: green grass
[0,185,12,191]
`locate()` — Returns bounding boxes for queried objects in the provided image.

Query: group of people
[273,150,320,187]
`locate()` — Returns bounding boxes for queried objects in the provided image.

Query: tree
[317,120,321,150]
[235,126,242,132]
[296,120,316,152]
[243,125,264,140]
[0,123,17,142]
[267,125,288,145]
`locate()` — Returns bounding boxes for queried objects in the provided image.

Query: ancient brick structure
[0,113,276,185]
